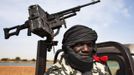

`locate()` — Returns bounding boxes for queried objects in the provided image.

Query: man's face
[71,42,94,59]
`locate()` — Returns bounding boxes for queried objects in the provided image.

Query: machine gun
[3,0,100,75]
[4,0,100,40]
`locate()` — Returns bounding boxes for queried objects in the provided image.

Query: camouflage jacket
[46,58,110,75]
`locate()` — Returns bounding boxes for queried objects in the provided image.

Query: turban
[62,25,98,72]
[62,25,98,46]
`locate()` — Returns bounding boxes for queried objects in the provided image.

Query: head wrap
[62,25,97,46]
[62,25,98,72]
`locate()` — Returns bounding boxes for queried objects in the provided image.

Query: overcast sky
[0,0,134,60]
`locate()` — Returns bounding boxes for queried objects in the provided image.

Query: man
[46,25,109,75]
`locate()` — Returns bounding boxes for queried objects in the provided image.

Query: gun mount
[3,0,100,75]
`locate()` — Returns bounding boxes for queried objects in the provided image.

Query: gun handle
[3,26,20,39]
[3,28,10,39]
[27,28,31,36]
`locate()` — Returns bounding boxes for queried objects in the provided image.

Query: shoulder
[46,58,76,75]
[93,62,109,75]
[46,63,62,75]
[93,62,106,68]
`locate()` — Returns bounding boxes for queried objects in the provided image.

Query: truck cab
[96,41,134,75]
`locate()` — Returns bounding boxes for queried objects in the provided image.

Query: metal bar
[35,40,47,75]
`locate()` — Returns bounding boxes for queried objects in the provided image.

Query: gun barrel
[49,0,100,20]
[80,0,100,8]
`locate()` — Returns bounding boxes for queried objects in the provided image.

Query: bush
[1,58,9,61]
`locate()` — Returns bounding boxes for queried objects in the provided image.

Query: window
[107,60,120,75]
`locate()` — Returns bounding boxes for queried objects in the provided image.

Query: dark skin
[71,42,94,59]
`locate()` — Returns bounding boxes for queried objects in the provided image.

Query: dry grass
[0,66,35,75]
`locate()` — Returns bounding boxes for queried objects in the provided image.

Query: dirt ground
[0,66,35,75]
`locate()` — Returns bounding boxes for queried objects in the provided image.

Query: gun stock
[3,21,29,39]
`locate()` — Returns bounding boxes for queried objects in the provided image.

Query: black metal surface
[35,40,58,75]
[97,41,134,75]
[35,40,48,75]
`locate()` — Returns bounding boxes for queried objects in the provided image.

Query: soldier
[46,25,110,75]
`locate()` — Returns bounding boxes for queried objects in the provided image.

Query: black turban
[62,25,98,46]
[62,25,98,72]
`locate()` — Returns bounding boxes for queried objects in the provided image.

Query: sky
[0,0,134,60]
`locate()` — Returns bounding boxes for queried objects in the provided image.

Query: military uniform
[46,58,109,75]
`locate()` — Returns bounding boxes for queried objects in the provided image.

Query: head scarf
[62,25,98,72]
[62,25,97,46]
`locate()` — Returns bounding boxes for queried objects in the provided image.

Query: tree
[31,58,36,61]
[15,57,21,61]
